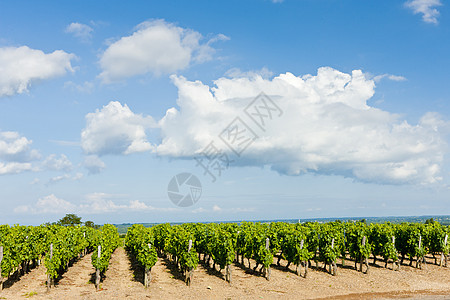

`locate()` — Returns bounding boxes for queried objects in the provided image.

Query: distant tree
[84,220,100,229]
[57,214,82,226]
[359,218,367,225]
[425,218,435,224]
[84,220,95,227]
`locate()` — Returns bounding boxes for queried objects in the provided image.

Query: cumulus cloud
[42,154,73,172]
[98,20,228,83]
[83,155,106,174]
[65,22,93,41]
[0,131,40,162]
[405,0,442,24]
[0,131,77,176]
[0,46,75,97]
[79,192,128,213]
[81,101,156,156]
[14,194,76,214]
[155,67,446,185]
[14,193,177,215]
[0,162,33,175]
[80,194,177,213]
[0,130,41,175]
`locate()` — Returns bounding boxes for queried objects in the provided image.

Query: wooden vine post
[440,234,448,267]
[316,234,320,269]
[296,239,308,278]
[82,232,86,257]
[0,245,3,291]
[226,264,232,284]
[95,245,101,290]
[359,236,369,274]
[296,239,303,276]
[144,244,152,288]
[185,240,193,286]
[47,244,53,292]
[330,238,337,276]
[265,237,271,280]
[226,237,232,286]
[342,230,346,267]
[236,231,241,264]
[417,235,423,269]
[392,236,400,271]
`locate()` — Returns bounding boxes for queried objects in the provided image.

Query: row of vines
[125,220,450,287]
[0,224,119,291]
[1,220,448,290]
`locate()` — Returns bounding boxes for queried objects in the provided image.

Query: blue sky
[0,0,449,225]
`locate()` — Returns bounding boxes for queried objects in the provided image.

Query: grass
[22,291,38,298]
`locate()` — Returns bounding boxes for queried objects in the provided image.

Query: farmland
[0,220,449,299]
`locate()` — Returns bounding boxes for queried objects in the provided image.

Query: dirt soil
[0,248,449,299]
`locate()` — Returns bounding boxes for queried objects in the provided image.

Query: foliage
[91,224,120,272]
[56,214,82,227]
[125,224,157,269]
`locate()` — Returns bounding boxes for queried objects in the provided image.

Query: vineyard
[131,221,449,284]
[0,224,120,292]
[0,220,449,299]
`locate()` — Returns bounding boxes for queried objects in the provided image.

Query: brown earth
[0,248,449,299]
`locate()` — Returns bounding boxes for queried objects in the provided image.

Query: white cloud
[0,131,40,162]
[405,0,442,24]
[43,154,73,172]
[0,130,40,175]
[14,193,177,215]
[155,67,446,185]
[373,74,407,82]
[46,172,83,185]
[81,101,156,156]
[0,132,77,176]
[98,20,228,83]
[0,46,75,97]
[65,22,93,41]
[79,193,178,214]
[192,207,207,213]
[46,174,71,185]
[79,192,126,213]
[79,193,177,214]
[0,162,33,175]
[83,155,106,174]
[14,194,77,214]
[73,172,84,180]
[192,205,255,213]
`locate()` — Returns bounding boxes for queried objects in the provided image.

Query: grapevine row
[131,220,449,286]
[0,224,116,291]
[91,224,120,290]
